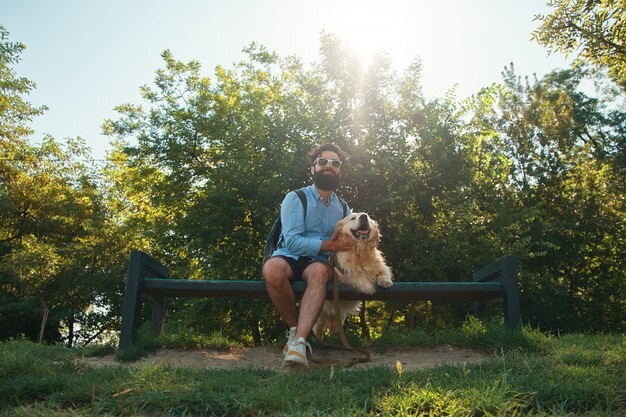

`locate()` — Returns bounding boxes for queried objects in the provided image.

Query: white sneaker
[283,337,312,368]
[282,327,297,358]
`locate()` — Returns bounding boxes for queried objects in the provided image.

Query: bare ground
[83,345,489,371]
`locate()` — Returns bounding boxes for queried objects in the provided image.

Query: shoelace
[293,338,313,355]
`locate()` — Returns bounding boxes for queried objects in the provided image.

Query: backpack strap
[294,189,307,220]
[339,197,348,218]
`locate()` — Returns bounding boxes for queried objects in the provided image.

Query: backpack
[262,188,348,262]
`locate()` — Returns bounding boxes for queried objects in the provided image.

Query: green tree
[473,65,626,331]
[0,27,107,343]
[533,0,626,90]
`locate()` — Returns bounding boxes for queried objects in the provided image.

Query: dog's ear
[331,218,345,240]
[371,219,381,243]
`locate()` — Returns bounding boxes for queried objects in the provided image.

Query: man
[263,143,353,367]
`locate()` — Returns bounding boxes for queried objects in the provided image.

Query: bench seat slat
[141,278,504,302]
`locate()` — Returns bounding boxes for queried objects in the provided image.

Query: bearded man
[262,143,354,367]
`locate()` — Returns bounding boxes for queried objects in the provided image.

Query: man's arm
[281,192,322,256]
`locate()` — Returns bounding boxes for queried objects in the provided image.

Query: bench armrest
[473,255,520,331]
[131,250,170,278]
[120,251,170,347]
[473,255,516,284]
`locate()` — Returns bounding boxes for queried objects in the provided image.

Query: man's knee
[263,257,292,287]
[303,262,332,286]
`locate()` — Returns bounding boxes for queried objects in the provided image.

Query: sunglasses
[314,158,342,168]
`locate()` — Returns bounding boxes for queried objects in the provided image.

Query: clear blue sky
[3,0,570,160]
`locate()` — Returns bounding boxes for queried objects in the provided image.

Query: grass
[0,321,624,416]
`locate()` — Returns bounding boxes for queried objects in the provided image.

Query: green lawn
[1,324,624,416]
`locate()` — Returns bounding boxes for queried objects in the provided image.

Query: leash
[332,268,371,363]
[309,253,371,367]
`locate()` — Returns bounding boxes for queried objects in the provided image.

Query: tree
[533,0,626,90]
[1,27,107,343]
[470,65,626,331]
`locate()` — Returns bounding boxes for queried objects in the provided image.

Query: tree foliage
[0,26,108,344]
[533,0,626,90]
[466,65,626,331]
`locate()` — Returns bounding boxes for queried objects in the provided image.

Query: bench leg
[473,301,488,318]
[119,251,145,348]
[151,297,167,335]
[501,256,521,332]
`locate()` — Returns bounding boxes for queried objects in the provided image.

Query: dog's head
[333,212,380,245]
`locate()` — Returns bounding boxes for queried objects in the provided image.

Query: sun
[321,0,419,66]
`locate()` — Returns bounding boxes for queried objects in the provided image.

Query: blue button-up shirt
[273,185,350,262]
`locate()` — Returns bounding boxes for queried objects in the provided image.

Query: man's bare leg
[262,257,298,328]
[294,262,332,340]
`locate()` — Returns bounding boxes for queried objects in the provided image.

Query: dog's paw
[377,278,393,289]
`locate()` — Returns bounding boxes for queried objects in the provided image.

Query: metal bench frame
[119,250,520,348]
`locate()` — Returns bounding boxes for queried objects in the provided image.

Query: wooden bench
[119,250,521,348]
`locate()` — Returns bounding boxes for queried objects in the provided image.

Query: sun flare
[322,0,420,65]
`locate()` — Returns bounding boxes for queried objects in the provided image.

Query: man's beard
[313,170,341,191]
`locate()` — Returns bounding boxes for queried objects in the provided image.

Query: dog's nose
[359,214,369,220]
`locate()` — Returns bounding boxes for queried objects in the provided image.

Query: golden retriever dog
[313,212,393,340]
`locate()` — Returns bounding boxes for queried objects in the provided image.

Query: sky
[3,0,571,160]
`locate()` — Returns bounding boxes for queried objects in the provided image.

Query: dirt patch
[83,345,489,371]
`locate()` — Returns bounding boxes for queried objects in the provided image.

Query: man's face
[311,150,342,191]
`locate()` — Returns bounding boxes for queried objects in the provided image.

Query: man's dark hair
[308,143,349,165]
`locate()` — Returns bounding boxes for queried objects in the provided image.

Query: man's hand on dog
[323,235,355,253]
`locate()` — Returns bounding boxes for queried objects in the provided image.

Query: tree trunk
[359,301,370,339]
[38,296,49,343]
[67,313,75,348]
[250,316,262,346]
